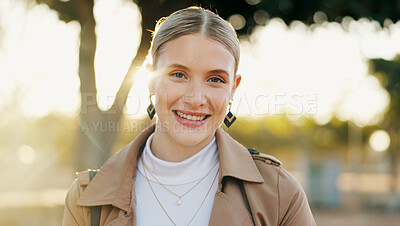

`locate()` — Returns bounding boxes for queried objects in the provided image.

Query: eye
[208,77,225,83]
[170,72,186,79]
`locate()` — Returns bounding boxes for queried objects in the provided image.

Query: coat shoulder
[62,173,91,226]
[76,169,99,186]
[248,149,282,167]
[245,151,316,225]
[248,150,302,195]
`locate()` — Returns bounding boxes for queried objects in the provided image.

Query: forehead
[156,34,235,75]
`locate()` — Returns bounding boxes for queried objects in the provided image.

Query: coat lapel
[209,192,254,226]
[215,127,264,184]
[76,126,155,212]
[208,128,265,225]
[75,125,265,225]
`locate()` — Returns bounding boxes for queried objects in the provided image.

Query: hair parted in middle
[149,6,240,74]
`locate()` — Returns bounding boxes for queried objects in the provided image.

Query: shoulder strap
[247,148,260,155]
[89,170,101,226]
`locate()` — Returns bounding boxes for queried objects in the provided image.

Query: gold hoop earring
[224,100,236,128]
[147,95,156,120]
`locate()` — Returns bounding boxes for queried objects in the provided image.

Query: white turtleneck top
[134,133,220,226]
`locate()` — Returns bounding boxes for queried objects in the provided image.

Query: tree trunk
[37,0,196,171]
[74,0,165,171]
[75,0,113,170]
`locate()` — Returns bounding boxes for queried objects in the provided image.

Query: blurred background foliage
[1,0,400,225]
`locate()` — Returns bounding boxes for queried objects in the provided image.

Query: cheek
[208,89,230,115]
[154,80,182,111]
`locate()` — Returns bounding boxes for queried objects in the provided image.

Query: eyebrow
[166,64,190,71]
[166,64,230,77]
[209,69,229,77]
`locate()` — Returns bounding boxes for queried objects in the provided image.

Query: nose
[183,80,206,110]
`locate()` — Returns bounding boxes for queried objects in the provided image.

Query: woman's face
[150,33,240,148]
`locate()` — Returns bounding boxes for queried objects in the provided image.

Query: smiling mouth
[173,110,211,121]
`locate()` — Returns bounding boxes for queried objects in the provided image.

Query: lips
[172,110,211,127]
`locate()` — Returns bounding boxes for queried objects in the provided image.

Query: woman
[62,6,316,226]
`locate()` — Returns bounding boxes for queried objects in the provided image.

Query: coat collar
[76,124,264,210]
[214,127,264,183]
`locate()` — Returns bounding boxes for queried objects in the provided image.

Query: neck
[150,125,216,162]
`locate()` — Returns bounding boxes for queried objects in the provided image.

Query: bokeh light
[229,14,246,30]
[369,130,390,152]
[17,145,36,164]
[254,10,269,25]
[245,0,261,5]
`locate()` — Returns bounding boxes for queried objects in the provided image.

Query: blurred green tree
[369,55,400,192]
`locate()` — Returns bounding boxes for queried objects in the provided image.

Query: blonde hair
[149,6,240,74]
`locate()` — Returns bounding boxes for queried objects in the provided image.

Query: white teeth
[176,111,206,121]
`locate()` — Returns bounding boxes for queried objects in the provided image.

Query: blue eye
[171,72,185,78]
[208,77,225,83]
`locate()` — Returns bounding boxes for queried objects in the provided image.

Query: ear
[145,62,154,72]
[234,75,241,89]
[145,62,157,94]
[148,77,156,95]
[231,74,241,98]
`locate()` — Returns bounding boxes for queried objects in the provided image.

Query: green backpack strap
[89,170,101,226]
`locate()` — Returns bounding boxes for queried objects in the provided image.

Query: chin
[169,128,212,147]
[164,119,210,143]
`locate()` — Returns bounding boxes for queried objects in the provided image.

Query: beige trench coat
[62,125,316,226]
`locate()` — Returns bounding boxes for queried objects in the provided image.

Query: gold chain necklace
[142,155,219,226]
[141,155,219,206]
